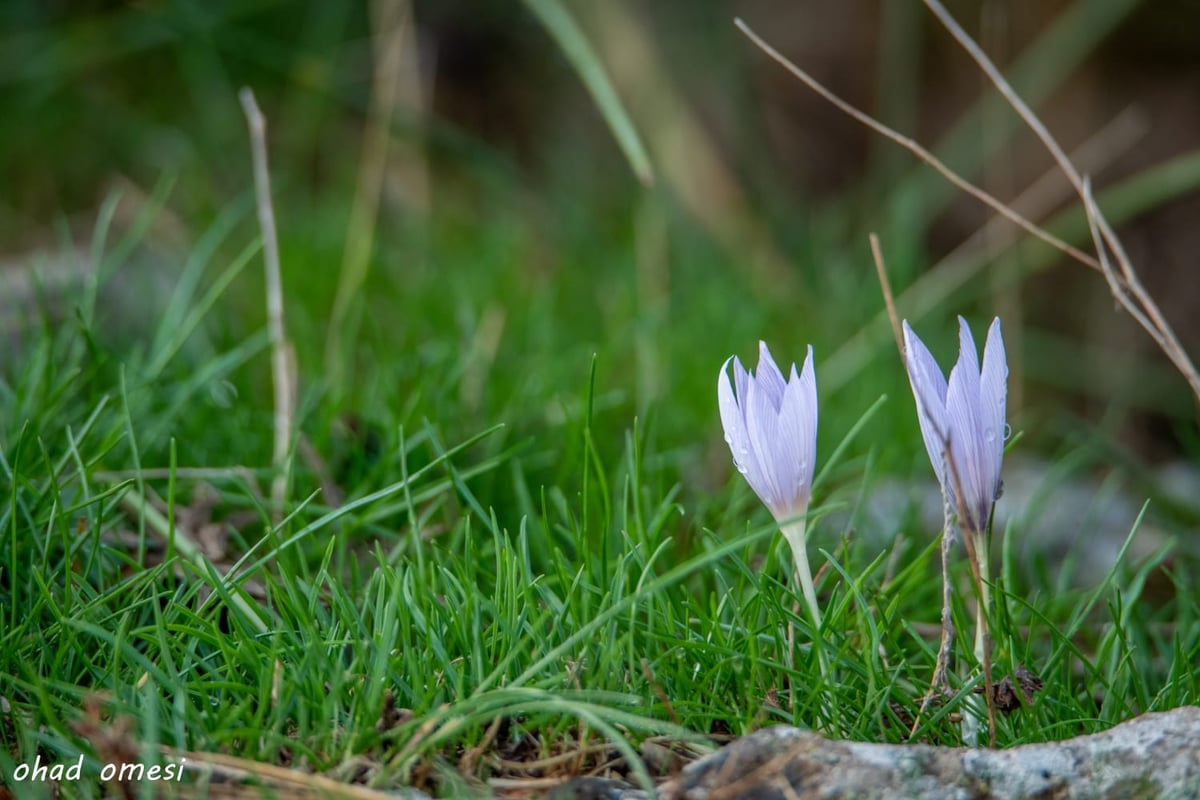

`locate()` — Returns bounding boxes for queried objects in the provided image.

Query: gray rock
[658,706,1200,799]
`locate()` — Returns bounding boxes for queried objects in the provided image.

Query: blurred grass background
[3,0,1198,474]
[2,1,1200,793]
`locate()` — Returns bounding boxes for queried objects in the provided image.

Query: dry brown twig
[921,0,1200,403]
[326,0,418,386]
[240,88,297,523]
[823,108,1147,394]
[869,233,904,361]
[869,239,967,741]
[739,0,1200,747]
[945,450,998,748]
[734,11,1200,406]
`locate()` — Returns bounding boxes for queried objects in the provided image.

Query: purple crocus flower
[717,342,818,523]
[719,342,823,631]
[903,316,1007,534]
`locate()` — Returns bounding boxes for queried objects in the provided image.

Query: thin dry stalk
[823,109,1146,394]
[459,713,504,776]
[945,450,997,748]
[872,238,958,740]
[895,351,995,745]
[869,233,904,361]
[641,658,680,725]
[909,497,956,740]
[326,0,414,386]
[738,13,1200,405]
[161,745,398,799]
[920,0,1200,404]
[733,18,1100,274]
[239,88,297,522]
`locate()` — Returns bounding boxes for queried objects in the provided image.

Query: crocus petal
[754,341,788,413]
[902,321,950,490]
[719,343,819,522]
[733,355,750,409]
[718,357,749,467]
[745,367,790,516]
[775,345,817,513]
[795,345,818,502]
[979,317,1007,501]
[719,356,767,494]
[946,319,988,531]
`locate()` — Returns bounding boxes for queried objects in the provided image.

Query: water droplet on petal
[1002,423,1012,440]
[984,428,996,443]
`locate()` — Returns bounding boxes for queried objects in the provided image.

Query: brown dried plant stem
[869,233,904,361]
[326,0,415,389]
[910,499,957,740]
[869,236,959,740]
[947,454,997,748]
[920,0,1200,405]
[733,18,1100,274]
[824,109,1146,396]
[735,12,1200,407]
[240,88,297,521]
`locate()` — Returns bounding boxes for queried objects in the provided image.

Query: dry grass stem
[922,0,1200,403]
[872,238,960,741]
[161,746,398,799]
[823,108,1146,394]
[733,18,1100,273]
[239,88,297,522]
[869,233,904,361]
[909,498,957,740]
[739,12,1200,404]
[945,449,997,748]
[326,0,415,386]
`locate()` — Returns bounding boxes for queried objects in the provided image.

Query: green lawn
[2,2,1198,798]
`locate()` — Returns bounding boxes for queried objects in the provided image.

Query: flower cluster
[717,316,1007,624]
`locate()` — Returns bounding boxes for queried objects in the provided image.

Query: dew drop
[1003,423,1013,440]
[984,428,997,443]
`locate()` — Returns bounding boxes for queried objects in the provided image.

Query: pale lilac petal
[718,357,750,465]
[755,341,788,412]
[955,316,981,377]
[719,357,769,497]
[793,344,818,503]
[733,355,750,408]
[718,343,819,521]
[903,321,950,489]
[745,369,789,516]
[775,345,817,512]
[946,319,988,532]
[979,317,1007,502]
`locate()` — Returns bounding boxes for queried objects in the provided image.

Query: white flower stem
[963,526,994,747]
[780,518,827,679]
[973,532,991,661]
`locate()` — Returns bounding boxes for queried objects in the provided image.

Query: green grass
[0,190,1196,799]
[2,2,1200,798]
